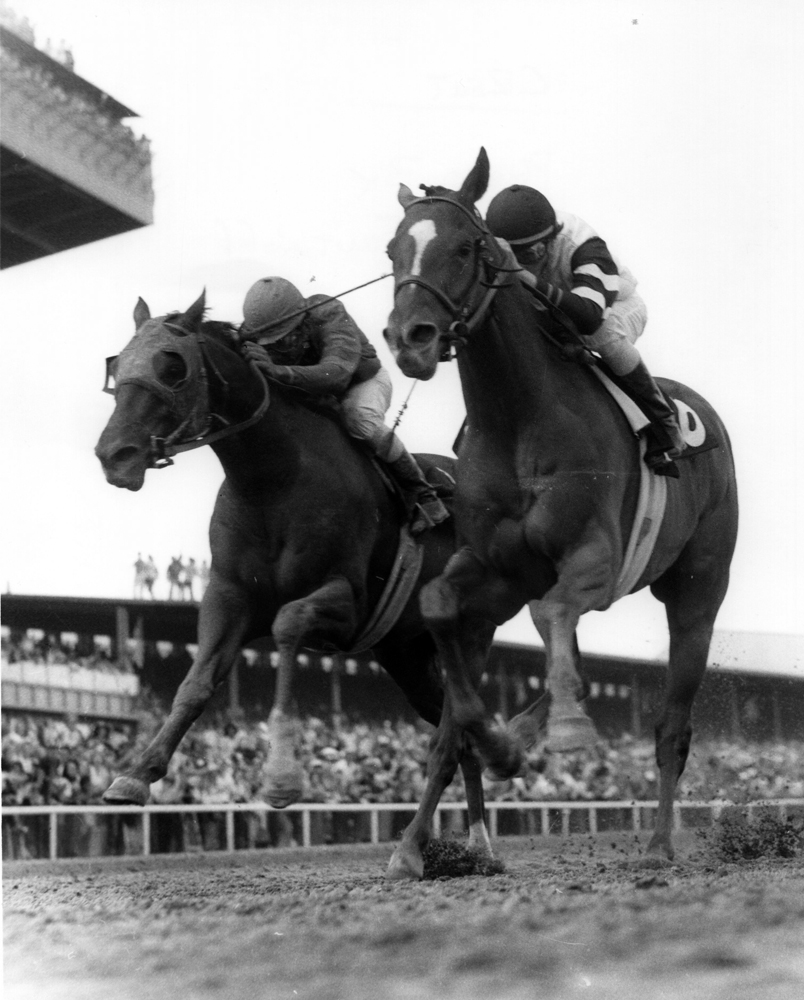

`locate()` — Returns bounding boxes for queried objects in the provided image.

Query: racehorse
[95,293,516,878]
[384,149,738,860]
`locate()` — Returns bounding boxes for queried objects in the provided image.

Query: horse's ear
[133,297,150,329]
[179,290,206,331]
[398,183,417,209]
[458,147,490,206]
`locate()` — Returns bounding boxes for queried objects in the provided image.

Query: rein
[394,195,511,358]
[150,357,271,468]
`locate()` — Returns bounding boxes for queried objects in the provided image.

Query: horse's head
[95,292,215,489]
[384,147,501,380]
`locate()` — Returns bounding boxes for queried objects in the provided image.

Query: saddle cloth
[591,367,718,600]
[591,367,667,602]
[347,458,455,653]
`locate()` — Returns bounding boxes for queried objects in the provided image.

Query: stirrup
[410,497,450,535]
[645,448,681,479]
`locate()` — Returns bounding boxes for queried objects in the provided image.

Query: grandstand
[2,593,803,741]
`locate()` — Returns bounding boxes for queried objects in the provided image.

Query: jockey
[239,277,449,534]
[486,185,685,476]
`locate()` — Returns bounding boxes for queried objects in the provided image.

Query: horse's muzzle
[386,321,442,380]
[95,440,148,490]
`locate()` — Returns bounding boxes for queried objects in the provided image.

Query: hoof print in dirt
[635,874,670,889]
[422,838,506,880]
[619,856,674,872]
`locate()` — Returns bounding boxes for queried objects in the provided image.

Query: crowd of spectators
[135,554,210,602]
[4,709,804,811]
[2,627,122,673]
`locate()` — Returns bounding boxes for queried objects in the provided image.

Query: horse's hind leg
[460,744,493,858]
[647,546,733,859]
[103,579,251,805]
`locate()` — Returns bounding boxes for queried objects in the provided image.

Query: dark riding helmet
[486,185,558,245]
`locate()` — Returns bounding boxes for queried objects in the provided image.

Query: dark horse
[95,292,510,878]
[384,149,738,861]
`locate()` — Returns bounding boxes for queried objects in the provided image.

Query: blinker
[103,356,119,395]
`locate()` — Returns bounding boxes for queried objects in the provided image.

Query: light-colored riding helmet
[242,277,306,344]
[486,185,558,245]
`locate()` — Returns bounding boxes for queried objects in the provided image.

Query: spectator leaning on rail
[239,277,449,535]
[485,185,686,477]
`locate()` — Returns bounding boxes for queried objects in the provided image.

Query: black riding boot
[386,448,450,535]
[616,361,686,478]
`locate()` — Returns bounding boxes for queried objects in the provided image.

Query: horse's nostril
[109,445,139,466]
[409,323,439,346]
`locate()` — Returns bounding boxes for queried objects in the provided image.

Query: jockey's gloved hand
[242,341,282,377]
[532,279,563,308]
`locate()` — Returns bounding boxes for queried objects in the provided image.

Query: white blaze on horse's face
[407,219,437,276]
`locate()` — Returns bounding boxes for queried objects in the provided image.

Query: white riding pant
[341,367,405,458]
[585,294,648,375]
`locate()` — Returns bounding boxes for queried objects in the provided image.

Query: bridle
[394,194,594,364]
[393,195,515,359]
[103,320,271,468]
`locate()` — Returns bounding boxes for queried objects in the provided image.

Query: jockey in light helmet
[486,185,685,476]
[240,277,449,534]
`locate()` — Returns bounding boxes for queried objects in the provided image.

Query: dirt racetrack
[4,832,804,1000]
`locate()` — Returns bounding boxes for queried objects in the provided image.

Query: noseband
[394,195,513,357]
[104,320,270,468]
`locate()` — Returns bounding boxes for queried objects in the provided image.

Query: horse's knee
[420,577,460,630]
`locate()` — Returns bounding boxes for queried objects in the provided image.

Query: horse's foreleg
[263,577,358,809]
[103,580,251,805]
[421,549,525,780]
[528,601,597,751]
[388,698,464,880]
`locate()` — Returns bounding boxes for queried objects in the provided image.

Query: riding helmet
[242,277,306,343]
[486,185,558,245]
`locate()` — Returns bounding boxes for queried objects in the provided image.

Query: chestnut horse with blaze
[384,148,738,862]
[95,294,514,879]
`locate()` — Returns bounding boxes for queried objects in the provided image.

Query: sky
[1,0,803,661]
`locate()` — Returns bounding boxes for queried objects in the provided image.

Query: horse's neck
[205,343,318,490]
[458,290,579,432]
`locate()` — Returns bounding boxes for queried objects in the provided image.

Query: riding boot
[384,443,451,535]
[615,360,686,478]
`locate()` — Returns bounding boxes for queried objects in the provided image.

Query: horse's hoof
[103,776,149,806]
[546,714,598,752]
[266,790,302,809]
[387,845,424,881]
[264,761,304,809]
[646,834,675,862]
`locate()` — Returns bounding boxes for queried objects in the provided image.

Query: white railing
[3,799,803,861]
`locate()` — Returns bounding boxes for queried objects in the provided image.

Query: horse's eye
[157,351,187,387]
[457,242,473,259]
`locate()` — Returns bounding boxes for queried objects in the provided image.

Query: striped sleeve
[568,237,620,320]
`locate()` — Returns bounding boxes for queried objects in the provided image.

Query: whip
[241,272,393,338]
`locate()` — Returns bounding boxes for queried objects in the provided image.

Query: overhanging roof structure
[0,23,154,267]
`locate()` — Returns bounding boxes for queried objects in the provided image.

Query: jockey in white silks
[486,184,685,476]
